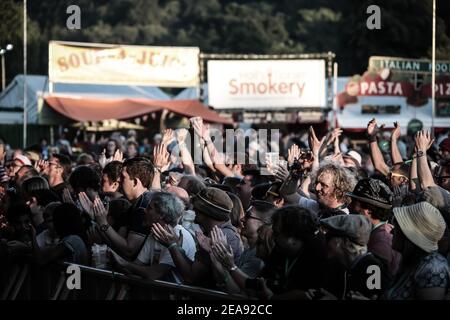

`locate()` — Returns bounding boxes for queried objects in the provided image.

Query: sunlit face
[315,172,337,207]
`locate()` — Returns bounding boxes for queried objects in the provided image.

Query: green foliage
[0,0,449,84]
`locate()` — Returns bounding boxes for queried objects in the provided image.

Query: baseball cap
[14,155,32,166]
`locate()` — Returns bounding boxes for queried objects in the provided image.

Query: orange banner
[49,41,200,87]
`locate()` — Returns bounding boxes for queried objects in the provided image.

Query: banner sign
[369,56,450,74]
[49,41,200,87]
[207,60,326,109]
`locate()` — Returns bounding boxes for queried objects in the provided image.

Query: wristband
[168,242,178,250]
[229,265,238,272]
[414,151,425,158]
[368,135,377,143]
[100,224,110,232]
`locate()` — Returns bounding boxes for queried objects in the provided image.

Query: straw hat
[393,202,446,253]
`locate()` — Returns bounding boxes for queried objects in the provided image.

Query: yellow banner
[49,41,200,87]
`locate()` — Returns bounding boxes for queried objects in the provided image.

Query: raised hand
[176,128,189,144]
[327,128,343,145]
[308,126,326,155]
[274,163,289,182]
[34,159,49,174]
[113,149,123,162]
[367,118,385,139]
[153,143,170,172]
[415,130,434,152]
[391,121,401,141]
[287,144,301,166]
[191,117,210,140]
[162,129,174,145]
[99,149,113,168]
[265,153,277,176]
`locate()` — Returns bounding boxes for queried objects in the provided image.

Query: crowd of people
[1,116,450,300]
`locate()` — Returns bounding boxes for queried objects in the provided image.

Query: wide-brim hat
[393,202,446,253]
[347,178,392,209]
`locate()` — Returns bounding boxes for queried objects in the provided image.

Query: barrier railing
[1,262,247,300]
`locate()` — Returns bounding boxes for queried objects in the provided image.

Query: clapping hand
[62,188,75,205]
[79,192,95,219]
[93,196,108,226]
[151,223,182,248]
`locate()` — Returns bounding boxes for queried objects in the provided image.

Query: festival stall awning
[44,94,233,124]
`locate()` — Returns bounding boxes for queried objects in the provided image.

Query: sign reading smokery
[207,60,326,109]
[49,41,200,87]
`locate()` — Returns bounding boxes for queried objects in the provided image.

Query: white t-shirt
[136,224,196,283]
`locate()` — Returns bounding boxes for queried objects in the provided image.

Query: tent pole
[431,0,436,135]
[23,0,27,149]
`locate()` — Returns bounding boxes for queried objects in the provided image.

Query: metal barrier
[1,262,246,300]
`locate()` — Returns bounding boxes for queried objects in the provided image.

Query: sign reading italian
[49,41,200,87]
[369,56,450,74]
[207,60,326,109]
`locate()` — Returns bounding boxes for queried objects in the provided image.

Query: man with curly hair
[281,162,357,219]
